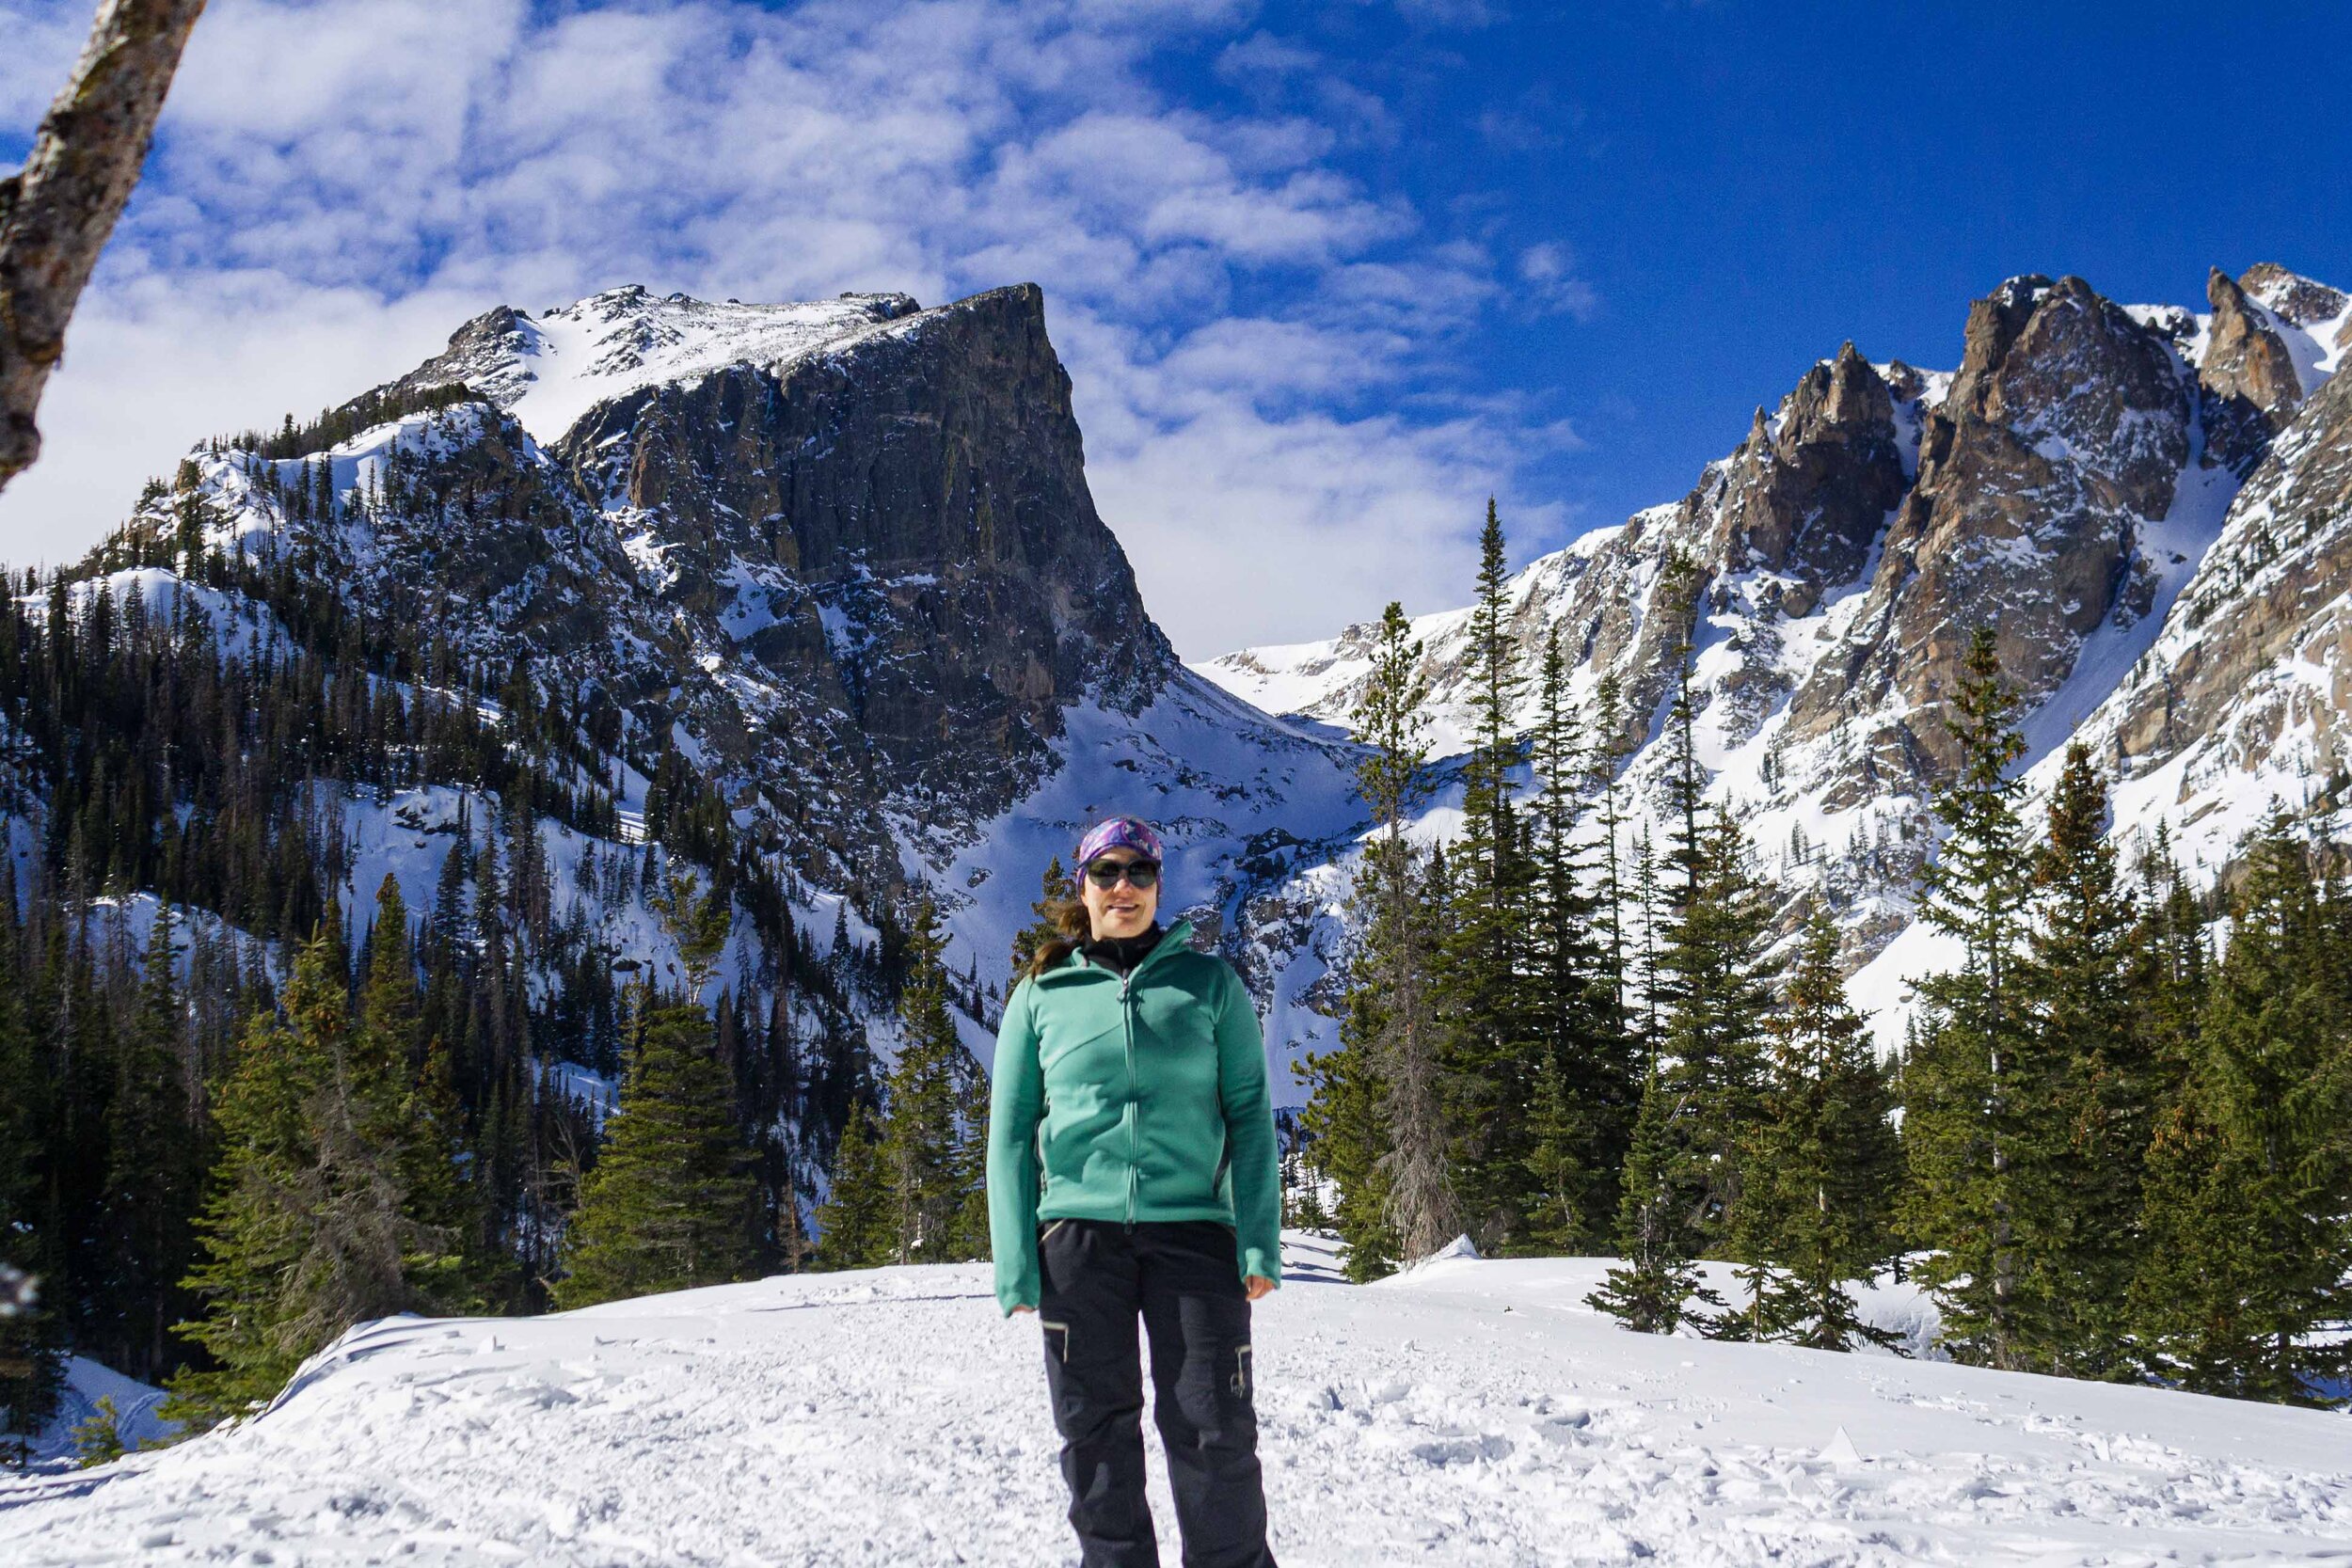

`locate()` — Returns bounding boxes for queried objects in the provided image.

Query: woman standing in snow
[988,816,1282,1568]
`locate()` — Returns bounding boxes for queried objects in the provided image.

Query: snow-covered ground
[18,1356,176,1468]
[7,1233,2348,1565]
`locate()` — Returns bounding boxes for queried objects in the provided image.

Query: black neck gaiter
[1082,922,1166,975]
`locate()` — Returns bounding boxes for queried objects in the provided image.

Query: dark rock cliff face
[2108,363,2352,769]
[325,284,1179,895]
[1785,275,2191,775]
[1716,342,1907,618]
[2200,267,2307,473]
[547,284,1175,832]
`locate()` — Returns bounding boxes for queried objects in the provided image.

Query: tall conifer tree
[552,869,755,1308]
[1587,1053,1715,1334]
[876,898,981,1264]
[1523,626,1629,1250]
[1899,627,2042,1370]
[93,907,201,1379]
[2130,829,2352,1404]
[1348,602,1453,1261]
[1726,910,1901,1350]
[1659,810,1781,1259]
[1434,499,1537,1249]
[813,1102,894,1269]
[2018,746,2152,1378]
[0,890,63,1465]
[167,925,443,1428]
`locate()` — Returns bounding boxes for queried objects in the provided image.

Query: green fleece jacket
[986,918,1282,1316]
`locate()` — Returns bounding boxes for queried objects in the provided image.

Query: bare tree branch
[0,0,206,497]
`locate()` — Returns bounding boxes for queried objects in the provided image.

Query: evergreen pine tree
[1433,499,1538,1249]
[1349,602,1455,1261]
[1586,1053,1715,1333]
[812,1101,894,1269]
[2129,828,2352,1404]
[165,927,427,1429]
[1899,627,2043,1370]
[357,877,486,1314]
[93,906,201,1380]
[949,1048,993,1260]
[1523,626,1629,1251]
[2017,745,2153,1378]
[1726,910,1901,1350]
[876,898,979,1264]
[1010,857,1073,978]
[1658,810,1781,1260]
[0,892,64,1466]
[2124,829,2209,1078]
[1587,672,1636,1050]
[552,869,755,1308]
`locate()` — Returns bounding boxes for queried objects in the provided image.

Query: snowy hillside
[6,1233,2349,1565]
[21,275,1385,1127]
[394,286,929,446]
[1199,265,2352,996]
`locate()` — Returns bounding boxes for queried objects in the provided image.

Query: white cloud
[1518,241,1599,319]
[0,271,476,567]
[0,3,87,129]
[1215,31,1322,82]
[0,0,1590,656]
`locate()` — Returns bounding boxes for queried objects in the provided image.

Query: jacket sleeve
[986,978,1047,1316]
[1214,964,1283,1285]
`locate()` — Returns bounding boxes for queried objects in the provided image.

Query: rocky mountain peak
[1717,342,1904,616]
[1945,272,2056,418]
[398,286,931,446]
[1879,358,1930,404]
[154,281,1185,908]
[2239,261,2350,329]
[2201,265,2308,472]
[1206,261,2352,982]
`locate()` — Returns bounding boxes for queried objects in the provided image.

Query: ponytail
[1024,896,1090,981]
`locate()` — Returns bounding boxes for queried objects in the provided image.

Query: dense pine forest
[0,424,1009,1459]
[1297,505,2352,1409]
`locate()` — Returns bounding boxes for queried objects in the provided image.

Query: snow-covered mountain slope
[1200,264,2352,969]
[6,1234,2348,1566]
[393,286,928,446]
[50,279,1370,1105]
[55,263,2348,1111]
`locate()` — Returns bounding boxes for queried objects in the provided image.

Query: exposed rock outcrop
[2200,266,2305,472]
[2104,362,2352,784]
[1203,261,2349,963]
[1786,274,2189,775]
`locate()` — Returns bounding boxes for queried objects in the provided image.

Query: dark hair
[1024,895,1090,982]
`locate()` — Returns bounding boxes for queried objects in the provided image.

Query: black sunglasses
[1083,858,1161,889]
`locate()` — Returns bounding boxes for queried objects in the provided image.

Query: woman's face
[1079,848,1159,942]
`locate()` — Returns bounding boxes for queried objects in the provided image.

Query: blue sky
[3,0,2347,656]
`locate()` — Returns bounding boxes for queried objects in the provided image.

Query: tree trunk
[0,0,207,494]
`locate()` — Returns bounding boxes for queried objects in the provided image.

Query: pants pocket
[1040,1218,1071,1245]
[1041,1319,1071,1364]
[1231,1342,1252,1404]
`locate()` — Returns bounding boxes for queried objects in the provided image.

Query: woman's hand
[1011,1304,1035,1314]
[1245,1275,1276,1302]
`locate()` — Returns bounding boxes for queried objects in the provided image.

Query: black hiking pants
[1036,1217,1276,1568]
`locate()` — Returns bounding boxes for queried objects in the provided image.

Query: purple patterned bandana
[1072,816,1165,885]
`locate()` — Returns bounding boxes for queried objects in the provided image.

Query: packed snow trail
[5,1235,2350,1565]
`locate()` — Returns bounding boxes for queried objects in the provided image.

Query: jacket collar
[1039,916,1194,985]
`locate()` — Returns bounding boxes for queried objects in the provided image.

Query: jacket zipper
[1069,921,1189,1234]
[1122,967,1137,1227]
